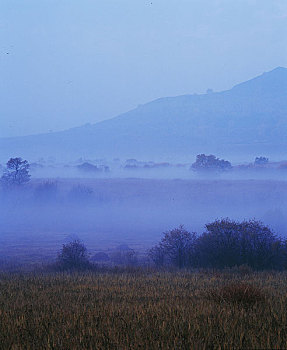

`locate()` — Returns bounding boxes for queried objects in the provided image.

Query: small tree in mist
[149,225,197,268]
[254,156,269,165]
[57,240,90,270]
[191,154,232,172]
[1,157,30,186]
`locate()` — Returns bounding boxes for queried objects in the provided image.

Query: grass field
[1,269,287,349]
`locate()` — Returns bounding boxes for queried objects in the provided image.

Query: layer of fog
[0,177,287,263]
[20,156,287,181]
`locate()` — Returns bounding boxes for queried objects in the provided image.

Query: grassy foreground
[0,270,287,349]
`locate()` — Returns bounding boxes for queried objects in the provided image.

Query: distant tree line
[0,155,275,184]
[191,154,273,172]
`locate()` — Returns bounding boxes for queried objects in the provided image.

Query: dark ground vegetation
[0,270,287,349]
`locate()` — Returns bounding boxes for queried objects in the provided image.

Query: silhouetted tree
[149,225,197,268]
[191,154,232,172]
[57,240,90,270]
[254,156,269,165]
[196,218,284,269]
[150,219,287,270]
[1,157,30,186]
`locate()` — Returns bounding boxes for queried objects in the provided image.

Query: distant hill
[1,67,287,162]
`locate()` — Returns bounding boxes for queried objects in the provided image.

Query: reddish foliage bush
[207,282,266,307]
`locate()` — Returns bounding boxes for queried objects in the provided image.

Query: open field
[0,270,287,349]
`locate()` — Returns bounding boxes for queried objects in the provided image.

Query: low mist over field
[1,170,287,263]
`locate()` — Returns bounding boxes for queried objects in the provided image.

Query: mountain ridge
[1,67,287,161]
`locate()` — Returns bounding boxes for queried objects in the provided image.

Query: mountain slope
[1,67,287,161]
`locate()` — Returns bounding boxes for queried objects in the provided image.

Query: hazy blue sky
[1,0,287,137]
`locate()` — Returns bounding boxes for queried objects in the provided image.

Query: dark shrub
[149,225,197,268]
[57,240,91,270]
[196,218,284,269]
[254,156,269,165]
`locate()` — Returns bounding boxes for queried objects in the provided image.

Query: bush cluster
[191,154,232,172]
[149,219,287,270]
[53,219,286,271]
[56,240,91,271]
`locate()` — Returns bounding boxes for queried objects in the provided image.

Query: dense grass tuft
[206,281,266,308]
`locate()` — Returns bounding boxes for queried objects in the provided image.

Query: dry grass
[0,270,287,349]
